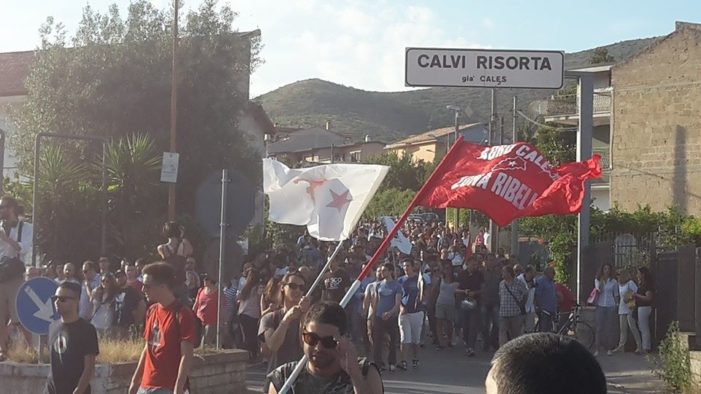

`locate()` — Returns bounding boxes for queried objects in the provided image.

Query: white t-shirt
[517,274,536,313]
[618,280,638,314]
[0,221,33,262]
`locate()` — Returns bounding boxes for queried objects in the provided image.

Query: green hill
[255,37,659,142]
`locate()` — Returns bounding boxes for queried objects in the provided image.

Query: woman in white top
[91,273,117,338]
[594,263,619,356]
[613,269,642,354]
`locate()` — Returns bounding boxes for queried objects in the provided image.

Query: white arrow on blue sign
[15,277,59,335]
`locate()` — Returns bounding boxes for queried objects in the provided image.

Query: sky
[1,0,700,97]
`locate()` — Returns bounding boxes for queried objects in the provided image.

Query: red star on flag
[326,189,352,212]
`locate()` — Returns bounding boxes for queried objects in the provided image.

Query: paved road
[246,342,665,393]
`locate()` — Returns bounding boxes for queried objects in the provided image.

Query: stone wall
[0,349,248,393]
[610,23,701,215]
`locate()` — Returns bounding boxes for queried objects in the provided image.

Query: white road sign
[161,152,179,183]
[405,48,564,89]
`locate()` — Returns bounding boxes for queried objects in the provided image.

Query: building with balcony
[539,65,612,211]
[384,122,488,163]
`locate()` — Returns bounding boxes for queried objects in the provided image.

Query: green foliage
[363,188,415,220]
[34,144,104,262]
[13,0,261,207]
[590,47,615,64]
[520,205,701,285]
[520,215,577,283]
[103,134,164,259]
[10,0,263,261]
[654,321,691,393]
[533,125,576,166]
[363,153,434,193]
[243,224,269,256]
[3,175,33,213]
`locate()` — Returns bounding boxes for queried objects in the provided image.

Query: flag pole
[278,137,465,394]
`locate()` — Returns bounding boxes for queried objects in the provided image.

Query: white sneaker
[593,351,599,357]
[606,350,613,356]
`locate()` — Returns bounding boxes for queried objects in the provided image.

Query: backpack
[147,301,204,349]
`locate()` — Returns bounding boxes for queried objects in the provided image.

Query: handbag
[505,282,526,315]
[586,287,599,305]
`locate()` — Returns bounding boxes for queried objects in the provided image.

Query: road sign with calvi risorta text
[16,277,59,335]
[405,48,564,89]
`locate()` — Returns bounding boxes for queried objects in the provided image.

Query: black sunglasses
[286,283,305,292]
[51,295,75,303]
[302,332,338,349]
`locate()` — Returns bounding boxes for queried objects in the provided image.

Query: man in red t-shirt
[129,262,197,394]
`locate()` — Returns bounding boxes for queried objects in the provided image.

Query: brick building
[610,22,701,214]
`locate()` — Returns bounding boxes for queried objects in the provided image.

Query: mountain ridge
[255,36,660,142]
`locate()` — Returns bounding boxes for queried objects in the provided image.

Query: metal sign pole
[570,72,594,302]
[216,169,228,349]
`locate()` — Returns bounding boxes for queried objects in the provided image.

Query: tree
[11,0,263,259]
[362,188,415,219]
[363,152,435,192]
[103,134,163,259]
[590,47,615,65]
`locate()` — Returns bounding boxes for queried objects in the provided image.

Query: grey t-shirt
[268,357,377,394]
[436,279,459,306]
[258,309,303,375]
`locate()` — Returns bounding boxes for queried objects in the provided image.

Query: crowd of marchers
[0,197,655,394]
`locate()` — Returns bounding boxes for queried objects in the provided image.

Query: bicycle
[532,304,595,351]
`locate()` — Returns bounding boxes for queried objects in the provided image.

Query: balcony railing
[544,93,611,117]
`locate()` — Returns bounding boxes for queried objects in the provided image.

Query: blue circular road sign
[15,277,59,335]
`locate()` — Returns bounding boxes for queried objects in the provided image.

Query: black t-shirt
[636,284,655,307]
[47,318,100,394]
[322,269,349,303]
[457,270,484,301]
[114,286,141,327]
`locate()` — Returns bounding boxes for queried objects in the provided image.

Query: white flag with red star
[263,159,389,241]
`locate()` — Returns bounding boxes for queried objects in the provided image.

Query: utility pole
[453,109,460,228]
[446,105,461,229]
[168,0,179,221]
[488,89,498,254]
[510,96,519,258]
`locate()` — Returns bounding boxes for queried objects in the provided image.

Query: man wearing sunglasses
[267,301,383,394]
[46,281,99,394]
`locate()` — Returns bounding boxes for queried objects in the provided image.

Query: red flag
[417,140,601,226]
